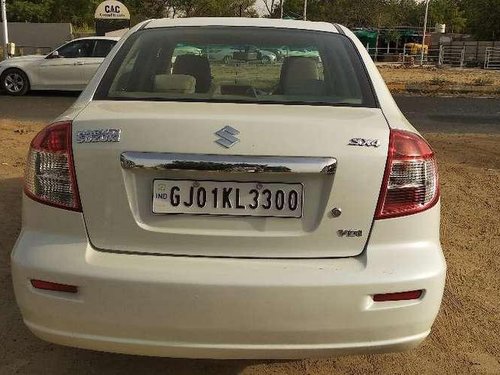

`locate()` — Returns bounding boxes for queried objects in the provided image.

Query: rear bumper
[25,321,429,359]
[11,197,446,359]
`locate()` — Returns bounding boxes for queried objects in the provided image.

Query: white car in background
[12,18,445,359]
[259,49,277,63]
[0,36,119,95]
[206,46,277,63]
[171,45,203,64]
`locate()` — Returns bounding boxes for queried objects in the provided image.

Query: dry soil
[379,65,500,88]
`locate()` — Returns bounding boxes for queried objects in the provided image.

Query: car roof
[145,17,338,33]
[74,36,121,42]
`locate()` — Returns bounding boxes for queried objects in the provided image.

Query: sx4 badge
[348,138,380,147]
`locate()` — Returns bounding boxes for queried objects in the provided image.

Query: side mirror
[48,50,60,59]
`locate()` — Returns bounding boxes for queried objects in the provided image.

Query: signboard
[95,0,130,20]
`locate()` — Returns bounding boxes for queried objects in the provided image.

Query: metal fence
[484,47,500,70]
[367,41,500,69]
[366,46,440,66]
[368,44,500,70]
[439,45,466,67]
[441,41,498,67]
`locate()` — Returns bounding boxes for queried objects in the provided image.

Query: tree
[270,0,414,28]
[50,0,101,26]
[384,0,424,27]
[6,0,500,40]
[7,0,101,26]
[6,0,256,25]
[429,0,466,33]
[177,0,256,17]
[126,0,257,19]
[6,0,53,23]
[461,0,500,40]
[123,0,171,21]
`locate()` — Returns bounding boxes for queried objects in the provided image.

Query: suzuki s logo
[215,126,240,148]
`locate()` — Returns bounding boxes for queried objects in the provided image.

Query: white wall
[0,22,73,50]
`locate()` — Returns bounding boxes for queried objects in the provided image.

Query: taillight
[375,130,439,219]
[24,121,81,211]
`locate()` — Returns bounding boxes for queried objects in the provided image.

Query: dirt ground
[379,65,500,87]
[0,119,499,374]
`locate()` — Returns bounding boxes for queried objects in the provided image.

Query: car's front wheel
[1,69,30,96]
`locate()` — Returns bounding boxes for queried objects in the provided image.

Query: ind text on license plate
[153,179,303,218]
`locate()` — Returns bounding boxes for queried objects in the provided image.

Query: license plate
[153,179,303,218]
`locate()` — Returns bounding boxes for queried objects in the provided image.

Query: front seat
[172,55,212,93]
[277,56,325,96]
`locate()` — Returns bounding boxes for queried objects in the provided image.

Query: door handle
[74,61,85,65]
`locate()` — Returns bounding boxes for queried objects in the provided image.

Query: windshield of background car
[95,27,377,107]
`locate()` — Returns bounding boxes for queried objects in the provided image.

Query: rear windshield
[95,27,377,107]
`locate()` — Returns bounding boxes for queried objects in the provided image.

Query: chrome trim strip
[121,152,337,175]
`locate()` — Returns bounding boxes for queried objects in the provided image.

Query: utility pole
[303,0,307,20]
[1,0,8,60]
[280,0,283,19]
[420,0,431,66]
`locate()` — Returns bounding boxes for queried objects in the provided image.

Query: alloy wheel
[4,72,25,93]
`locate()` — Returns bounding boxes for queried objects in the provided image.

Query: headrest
[154,74,196,94]
[282,57,319,81]
[280,57,324,96]
[172,55,211,93]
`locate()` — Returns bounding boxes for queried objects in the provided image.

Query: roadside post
[1,0,8,60]
[420,0,431,66]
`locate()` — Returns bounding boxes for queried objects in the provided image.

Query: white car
[260,49,277,63]
[171,45,203,64]
[0,36,119,95]
[206,46,276,63]
[12,18,446,359]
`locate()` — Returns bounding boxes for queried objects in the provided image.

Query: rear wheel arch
[1,67,31,95]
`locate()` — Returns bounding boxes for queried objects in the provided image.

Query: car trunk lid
[73,101,389,258]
